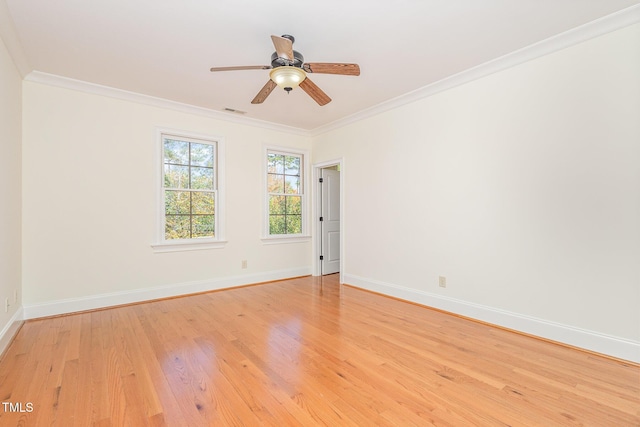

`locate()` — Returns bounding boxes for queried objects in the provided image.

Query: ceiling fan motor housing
[270,50,305,68]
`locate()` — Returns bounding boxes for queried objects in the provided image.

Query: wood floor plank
[89,311,112,425]
[1,275,638,426]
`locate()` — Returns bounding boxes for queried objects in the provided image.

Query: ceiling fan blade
[251,80,277,104]
[210,65,272,72]
[303,63,360,76]
[271,35,294,61]
[299,78,331,106]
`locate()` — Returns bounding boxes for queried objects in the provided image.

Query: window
[153,130,225,252]
[265,148,308,240]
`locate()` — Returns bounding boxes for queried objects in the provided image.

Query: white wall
[0,35,22,351]
[21,82,312,315]
[313,24,640,358]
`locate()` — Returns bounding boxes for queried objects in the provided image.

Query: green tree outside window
[267,152,303,235]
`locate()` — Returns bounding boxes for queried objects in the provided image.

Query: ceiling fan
[210,34,360,106]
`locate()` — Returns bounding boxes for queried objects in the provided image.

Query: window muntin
[163,135,217,240]
[267,151,303,235]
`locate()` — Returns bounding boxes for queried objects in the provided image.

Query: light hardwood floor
[0,275,638,426]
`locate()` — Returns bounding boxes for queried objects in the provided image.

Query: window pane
[161,134,220,243]
[285,175,300,194]
[193,215,215,238]
[284,155,300,175]
[164,139,189,165]
[266,150,304,237]
[269,215,286,235]
[269,195,285,215]
[286,215,302,234]
[164,164,189,189]
[268,174,284,193]
[267,153,284,174]
[165,215,190,240]
[286,196,301,214]
[191,143,214,167]
[165,191,190,214]
[192,192,215,214]
[191,167,214,190]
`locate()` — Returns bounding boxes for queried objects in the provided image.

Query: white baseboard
[343,274,640,363]
[15,269,640,363]
[0,307,24,358]
[23,267,311,320]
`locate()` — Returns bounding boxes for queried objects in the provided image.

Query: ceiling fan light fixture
[269,66,307,92]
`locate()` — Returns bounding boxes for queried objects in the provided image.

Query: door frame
[312,158,344,282]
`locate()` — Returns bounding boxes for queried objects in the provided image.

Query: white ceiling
[3,0,640,131]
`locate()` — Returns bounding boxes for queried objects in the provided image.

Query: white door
[320,168,340,275]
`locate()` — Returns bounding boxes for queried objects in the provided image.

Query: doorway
[314,161,342,277]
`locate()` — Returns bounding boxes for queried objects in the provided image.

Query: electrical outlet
[241,260,248,269]
[438,276,447,288]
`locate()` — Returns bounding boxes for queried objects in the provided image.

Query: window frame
[152,128,226,253]
[262,145,310,244]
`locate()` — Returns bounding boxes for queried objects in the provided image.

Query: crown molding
[310,4,640,137]
[17,4,640,139]
[23,71,311,137]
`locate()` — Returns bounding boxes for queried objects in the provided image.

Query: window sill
[261,235,311,245]
[151,239,228,253]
